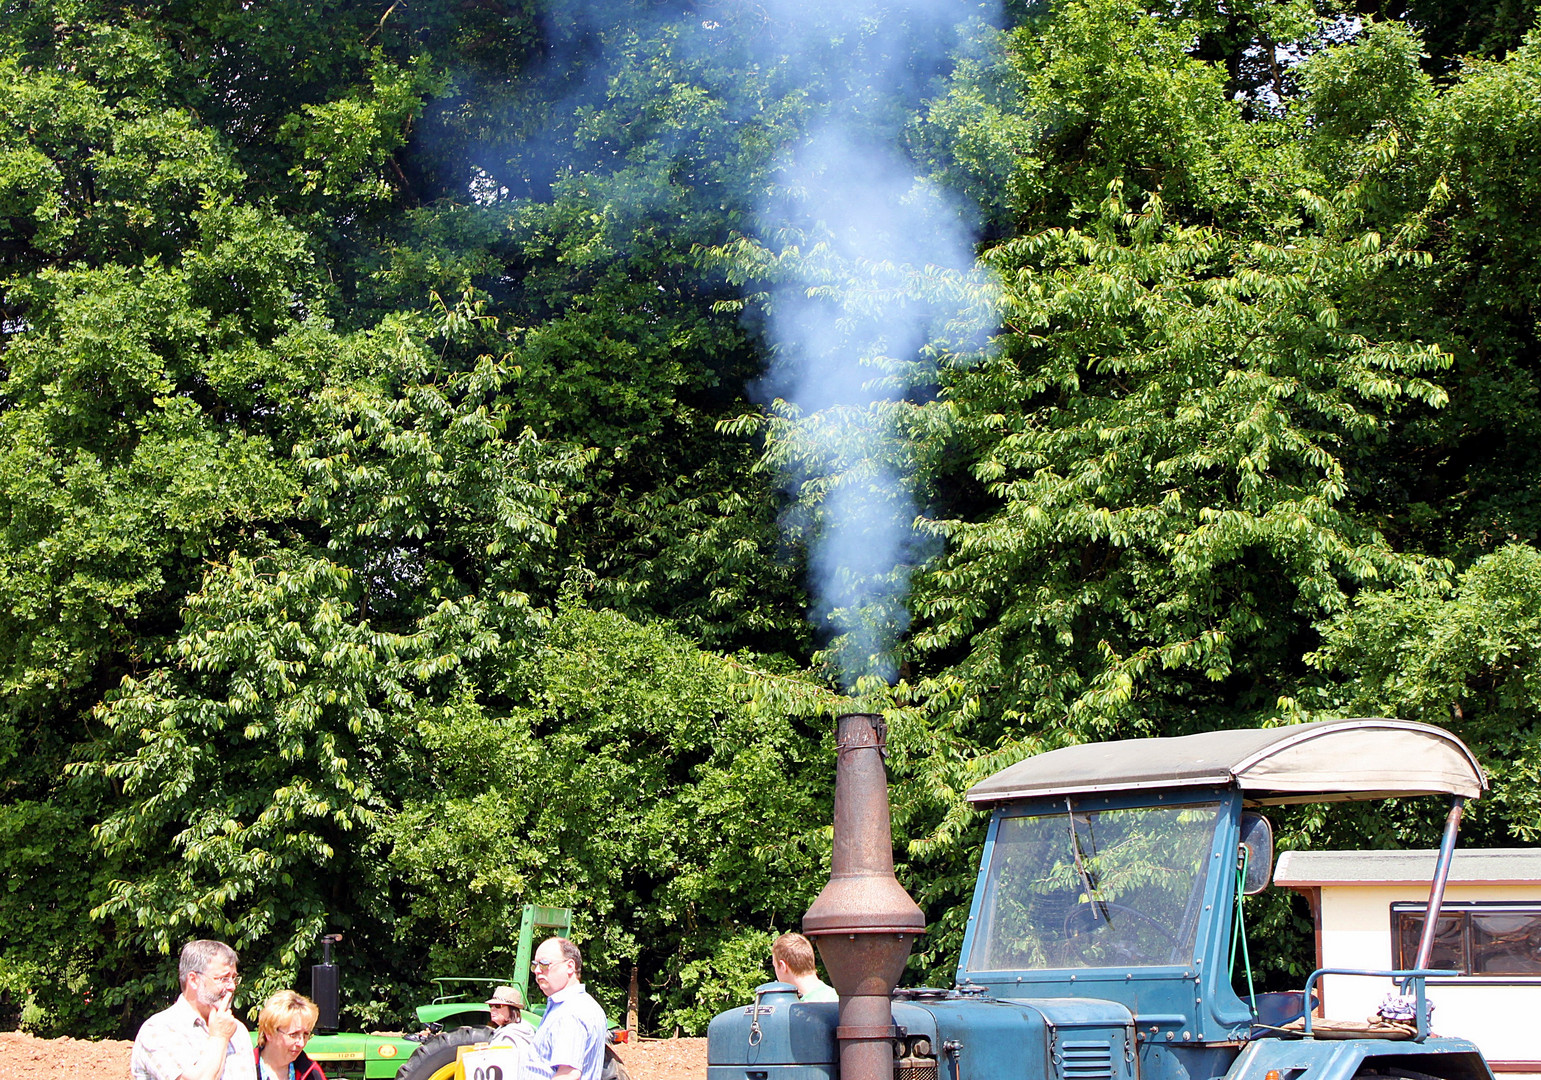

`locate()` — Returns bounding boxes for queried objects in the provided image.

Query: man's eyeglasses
[530,959,568,973]
[199,971,240,987]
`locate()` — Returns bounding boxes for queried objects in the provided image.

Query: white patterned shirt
[130,994,258,1080]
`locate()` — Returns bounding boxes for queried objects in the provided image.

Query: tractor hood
[707,984,1135,1080]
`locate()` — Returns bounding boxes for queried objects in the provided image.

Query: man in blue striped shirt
[523,937,606,1080]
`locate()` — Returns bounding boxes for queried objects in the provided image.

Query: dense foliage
[0,0,1539,1039]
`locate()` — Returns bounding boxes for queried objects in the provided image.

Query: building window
[1392,902,1541,976]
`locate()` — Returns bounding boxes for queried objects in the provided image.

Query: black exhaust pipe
[312,934,343,1033]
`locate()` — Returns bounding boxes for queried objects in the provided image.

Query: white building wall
[1317,882,1541,1070]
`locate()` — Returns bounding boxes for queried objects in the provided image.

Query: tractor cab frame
[708,716,1499,1080]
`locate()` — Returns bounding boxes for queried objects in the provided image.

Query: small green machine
[289,904,573,1080]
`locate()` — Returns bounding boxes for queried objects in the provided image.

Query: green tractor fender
[281,1032,423,1080]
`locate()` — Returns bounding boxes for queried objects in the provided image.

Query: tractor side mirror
[1239,813,1273,895]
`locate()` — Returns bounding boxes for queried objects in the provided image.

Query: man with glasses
[523,937,606,1080]
[131,939,257,1080]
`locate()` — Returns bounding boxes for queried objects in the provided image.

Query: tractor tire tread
[395,1025,495,1080]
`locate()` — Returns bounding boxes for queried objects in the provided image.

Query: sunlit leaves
[381,604,832,1034]
[294,343,595,617]
[910,179,1451,749]
[1309,543,1541,843]
[86,551,446,967]
[279,52,442,203]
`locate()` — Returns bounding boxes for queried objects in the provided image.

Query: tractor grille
[896,1064,938,1080]
[1058,1039,1115,1080]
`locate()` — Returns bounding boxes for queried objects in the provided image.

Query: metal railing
[1299,968,1458,1042]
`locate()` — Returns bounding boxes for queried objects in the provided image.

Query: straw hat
[485,985,526,1010]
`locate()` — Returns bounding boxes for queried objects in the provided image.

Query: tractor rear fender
[414,1001,549,1028]
[414,1002,489,1027]
[1228,1036,1497,1080]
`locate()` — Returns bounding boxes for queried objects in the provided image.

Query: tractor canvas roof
[966,718,1487,806]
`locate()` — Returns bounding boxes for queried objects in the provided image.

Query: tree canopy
[1,0,1539,1038]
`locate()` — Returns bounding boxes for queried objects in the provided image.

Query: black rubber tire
[396,1026,495,1080]
[602,1044,633,1080]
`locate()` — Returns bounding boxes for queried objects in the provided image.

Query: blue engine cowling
[707,983,1137,1080]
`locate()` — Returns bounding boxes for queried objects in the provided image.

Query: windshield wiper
[1067,797,1111,926]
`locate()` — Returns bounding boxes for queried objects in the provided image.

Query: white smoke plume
[746,2,1000,687]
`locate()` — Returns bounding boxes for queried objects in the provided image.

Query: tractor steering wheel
[1062,902,1178,964]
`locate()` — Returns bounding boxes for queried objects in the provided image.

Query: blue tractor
[708,714,1497,1080]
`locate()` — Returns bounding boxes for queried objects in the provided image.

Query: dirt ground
[615,1037,708,1079]
[0,1031,707,1080]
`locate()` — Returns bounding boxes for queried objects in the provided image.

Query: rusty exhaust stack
[804,713,925,1080]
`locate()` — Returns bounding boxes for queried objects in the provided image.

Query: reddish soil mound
[0,1032,132,1079]
[615,1036,707,1079]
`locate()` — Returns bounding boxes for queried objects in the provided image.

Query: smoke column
[478,0,1000,686]
[746,1,1000,687]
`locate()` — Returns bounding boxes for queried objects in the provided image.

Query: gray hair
[556,937,583,979]
[178,940,238,987]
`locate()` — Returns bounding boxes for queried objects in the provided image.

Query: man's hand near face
[207,993,237,1044]
[131,941,254,1080]
[179,976,243,1080]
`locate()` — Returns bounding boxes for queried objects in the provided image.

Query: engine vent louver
[1057,1039,1116,1080]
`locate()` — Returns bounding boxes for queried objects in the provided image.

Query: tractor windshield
[966,801,1220,972]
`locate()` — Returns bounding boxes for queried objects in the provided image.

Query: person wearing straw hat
[486,984,536,1048]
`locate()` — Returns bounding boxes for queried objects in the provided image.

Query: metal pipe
[804,713,926,1080]
[1412,796,1465,973]
[312,934,342,1033]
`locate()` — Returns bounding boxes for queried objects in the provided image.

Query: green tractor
[291,904,582,1080]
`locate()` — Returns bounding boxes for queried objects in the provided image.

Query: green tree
[381,603,835,1034]
[1309,542,1541,844]
[7,0,1541,1040]
[0,0,823,1034]
[0,64,332,1027]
